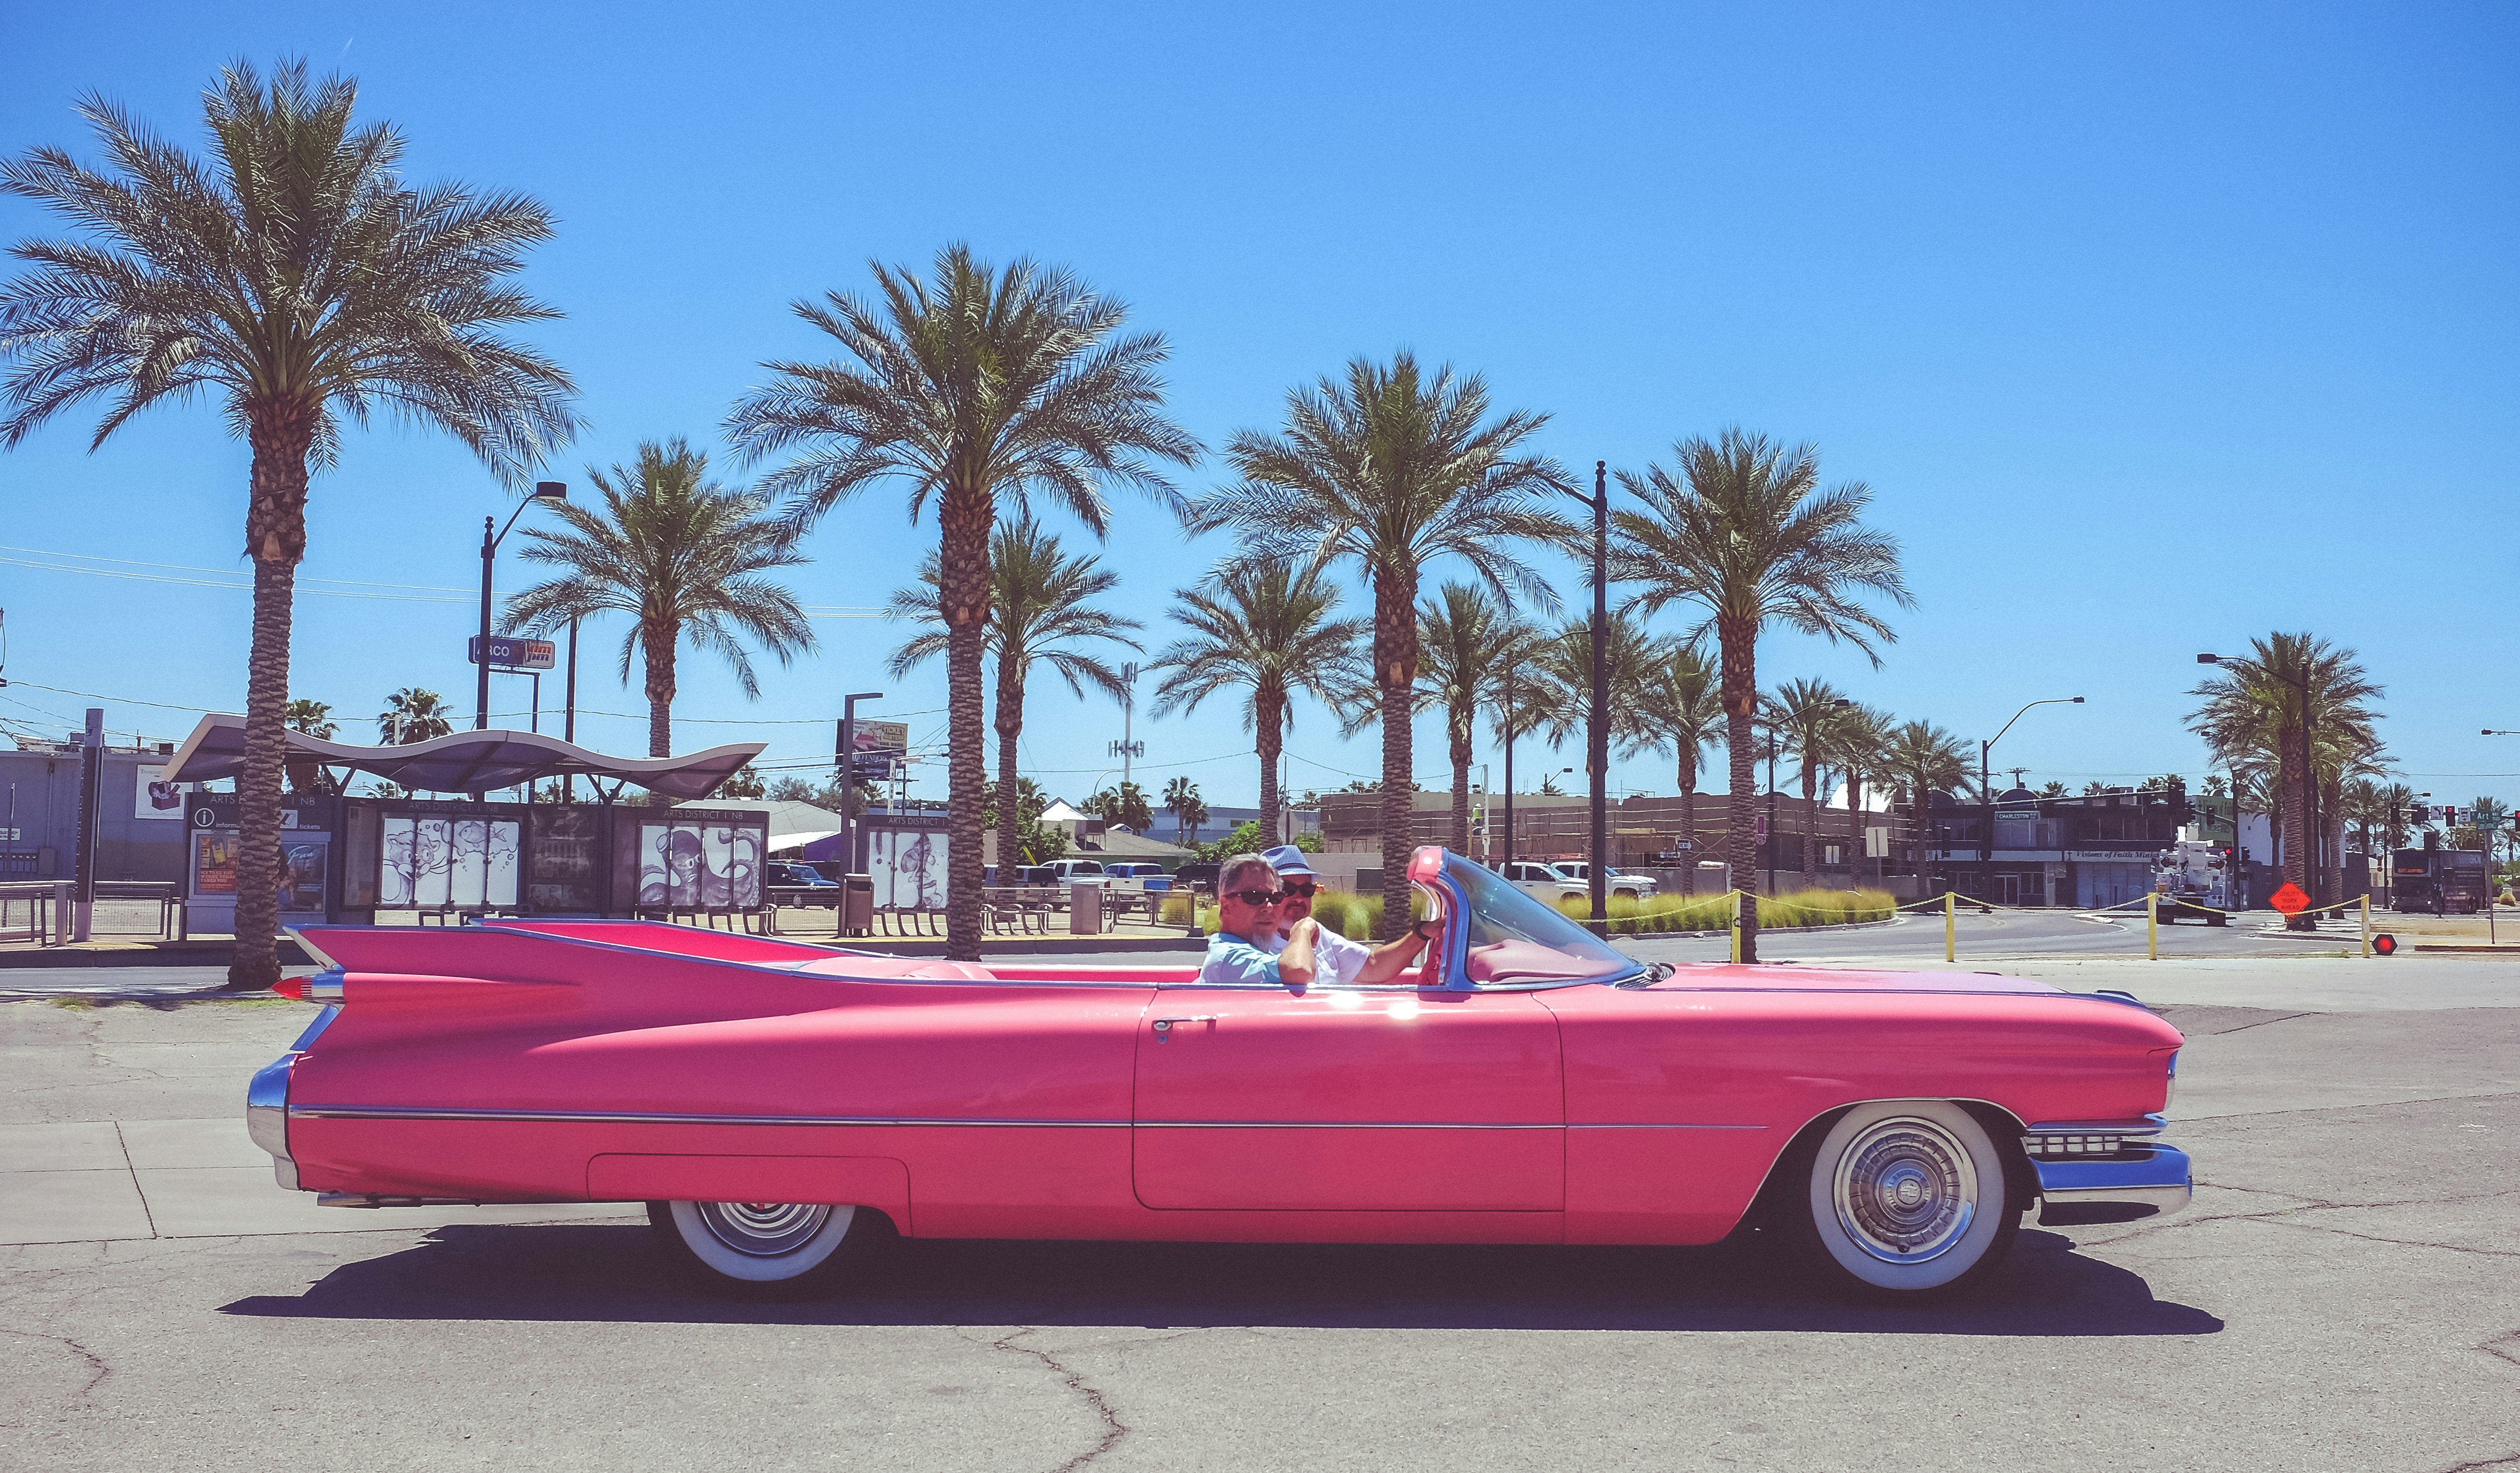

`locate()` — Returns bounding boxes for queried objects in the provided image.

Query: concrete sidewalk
[0,1115,640,1246]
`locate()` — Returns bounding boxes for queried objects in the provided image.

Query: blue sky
[2,1,2513,809]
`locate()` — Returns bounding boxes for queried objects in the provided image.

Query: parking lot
[2,951,2513,1472]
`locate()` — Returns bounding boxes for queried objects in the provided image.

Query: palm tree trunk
[995,660,1023,867]
[1800,766,1820,889]
[1256,686,1285,849]
[1679,751,1696,897]
[1718,614,1759,962]
[1449,716,1473,855]
[227,409,312,991]
[641,624,676,762]
[939,488,992,961]
[1373,567,1418,941]
[2280,730,2310,928]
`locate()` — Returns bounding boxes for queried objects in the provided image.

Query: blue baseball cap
[1260,844,1316,878]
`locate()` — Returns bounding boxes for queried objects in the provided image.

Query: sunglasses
[1277,882,1318,900]
[1227,888,1285,906]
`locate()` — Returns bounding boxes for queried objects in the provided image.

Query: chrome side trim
[289,1103,1664,1131]
[293,1105,1133,1128]
[2026,1114,2166,1136]
[1566,1122,1768,1131]
[2035,1143,2191,1223]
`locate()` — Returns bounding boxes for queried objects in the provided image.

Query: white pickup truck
[1498,860,1658,902]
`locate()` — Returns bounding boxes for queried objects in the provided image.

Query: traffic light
[2409,803,2430,826]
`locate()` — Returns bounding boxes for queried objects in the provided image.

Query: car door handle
[1151,1015,1217,1038]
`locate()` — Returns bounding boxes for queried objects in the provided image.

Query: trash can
[842,875,874,938]
[1070,881,1103,936]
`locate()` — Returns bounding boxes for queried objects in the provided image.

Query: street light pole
[1501,670,1516,873]
[1556,462,1613,929]
[475,481,567,730]
[1978,696,2084,902]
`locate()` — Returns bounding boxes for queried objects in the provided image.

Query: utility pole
[1584,461,1609,933]
[1108,661,1145,797]
[1501,670,1517,872]
[72,708,102,942]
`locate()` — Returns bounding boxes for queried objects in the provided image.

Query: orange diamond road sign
[2268,882,2310,915]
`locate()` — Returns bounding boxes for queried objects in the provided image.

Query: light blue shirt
[1199,931,1282,987]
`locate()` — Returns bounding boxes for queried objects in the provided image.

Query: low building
[1918,785,2192,907]
[0,737,191,883]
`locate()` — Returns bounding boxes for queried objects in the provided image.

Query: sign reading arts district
[468,635,557,670]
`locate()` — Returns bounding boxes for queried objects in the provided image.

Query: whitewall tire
[1800,1100,2019,1296]
[648,1199,883,1294]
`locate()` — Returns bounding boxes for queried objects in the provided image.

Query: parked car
[1169,860,1220,894]
[767,862,838,889]
[1549,862,1659,901]
[249,846,2190,1299]
[1042,859,1108,885]
[983,865,1057,887]
[1498,860,1586,902]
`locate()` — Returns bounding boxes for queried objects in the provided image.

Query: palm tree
[283,700,336,740]
[887,515,1140,860]
[1639,645,1725,893]
[1527,612,1666,758]
[1414,583,1541,854]
[1145,561,1369,848]
[501,439,814,759]
[725,245,1197,962]
[2186,633,2382,920]
[1612,430,1910,960]
[0,60,577,988]
[1086,781,1155,833]
[1162,776,1209,846]
[1883,720,1972,885]
[1196,354,1575,935]
[1829,704,1895,885]
[1770,678,1853,888]
[377,688,454,746]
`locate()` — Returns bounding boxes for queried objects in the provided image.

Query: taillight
[275,968,345,1003]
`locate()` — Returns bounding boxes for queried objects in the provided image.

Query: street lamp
[2200,652,2319,929]
[1978,696,2083,901]
[1560,460,1612,933]
[476,481,567,730]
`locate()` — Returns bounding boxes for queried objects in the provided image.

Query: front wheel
[647,1199,892,1296]
[1795,1101,2020,1297]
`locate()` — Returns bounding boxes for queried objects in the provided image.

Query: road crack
[2436,1455,2520,1472]
[0,1328,111,1399]
[987,1329,1128,1473]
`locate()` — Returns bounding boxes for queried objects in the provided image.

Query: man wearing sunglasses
[1197,854,1318,987]
[1257,844,1433,987]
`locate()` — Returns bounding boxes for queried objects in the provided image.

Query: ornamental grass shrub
[1553,888,1895,935]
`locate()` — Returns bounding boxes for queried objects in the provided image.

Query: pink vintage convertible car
[248,847,2188,1298]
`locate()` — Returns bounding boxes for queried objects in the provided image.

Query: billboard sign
[468,635,557,671]
[846,719,909,780]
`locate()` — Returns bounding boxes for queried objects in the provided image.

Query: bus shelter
[161,716,768,927]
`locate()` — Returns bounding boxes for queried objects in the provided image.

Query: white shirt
[1264,921,1371,988]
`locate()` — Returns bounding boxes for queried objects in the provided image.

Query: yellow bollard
[2147,890,2158,960]
[1944,891,1956,963]
[2361,894,2370,959]
[1729,893,1742,966]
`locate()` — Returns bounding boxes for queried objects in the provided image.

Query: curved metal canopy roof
[160,714,763,801]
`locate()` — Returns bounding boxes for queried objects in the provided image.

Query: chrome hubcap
[1833,1117,1977,1263]
[695,1201,832,1257]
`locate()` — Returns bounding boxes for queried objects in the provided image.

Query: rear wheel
[647,1199,892,1296]
[1794,1100,2020,1297]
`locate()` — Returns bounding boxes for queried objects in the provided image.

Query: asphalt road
[3,960,2514,1472]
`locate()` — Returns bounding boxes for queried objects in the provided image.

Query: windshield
[1442,852,1641,986]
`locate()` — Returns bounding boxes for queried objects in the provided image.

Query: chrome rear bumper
[245,997,343,1191]
[2034,1143,2192,1225]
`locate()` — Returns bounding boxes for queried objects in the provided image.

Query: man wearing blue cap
[1258,843,1434,987]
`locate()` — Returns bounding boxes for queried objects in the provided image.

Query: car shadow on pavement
[221,1222,2222,1336]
